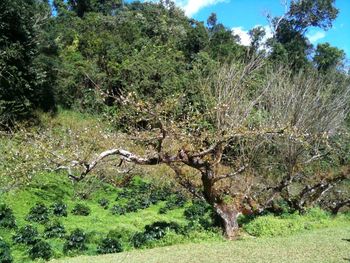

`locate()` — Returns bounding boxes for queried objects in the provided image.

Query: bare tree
[58,60,350,239]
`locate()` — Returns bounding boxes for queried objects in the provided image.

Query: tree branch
[213,165,249,183]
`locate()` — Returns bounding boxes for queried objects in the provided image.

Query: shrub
[137,197,152,209]
[13,225,39,245]
[98,198,109,209]
[28,240,53,260]
[44,221,66,238]
[149,187,173,204]
[51,201,68,217]
[0,239,13,263]
[132,221,181,248]
[184,200,211,221]
[97,238,123,254]
[106,228,134,245]
[63,229,88,253]
[111,205,126,215]
[116,178,173,205]
[26,203,50,223]
[159,193,187,214]
[183,200,215,230]
[0,204,16,229]
[243,215,303,237]
[71,204,91,216]
[131,232,148,248]
[124,199,141,213]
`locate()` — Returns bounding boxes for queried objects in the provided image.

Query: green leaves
[0,0,57,127]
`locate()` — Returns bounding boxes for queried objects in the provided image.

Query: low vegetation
[0,159,348,262]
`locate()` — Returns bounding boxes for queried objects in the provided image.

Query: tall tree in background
[66,0,122,17]
[268,0,339,69]
[313,43,345,72]
[0,0,56,127]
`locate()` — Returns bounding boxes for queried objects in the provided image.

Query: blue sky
[170,0,349,58]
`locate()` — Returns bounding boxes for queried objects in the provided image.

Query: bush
[26,203,50,223]
[131,232,147,248]
[98,198,109,209]
[51,201,68,217]
[44,221,66,238]
[184,200,211,221]
[106,228,134,245]
[13,225,39,245]
[0,239,13,263]
[97,238,123,254]
[111,204,126,215]
[149,186,173,204]
[159,193,187,214]
[124,199,141,213]
[71,204,91,216]
[28,240,53,260]
[63,229,88,253]
[116,177,173,205]
[183,200,215,230]
[132,221,181,248]
[137,197,153,209]
[0,204,16,229]
[243,215,303,237]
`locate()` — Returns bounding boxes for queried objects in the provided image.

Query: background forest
[0,0,349,262]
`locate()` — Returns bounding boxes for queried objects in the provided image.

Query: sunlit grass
[54,226,350,263]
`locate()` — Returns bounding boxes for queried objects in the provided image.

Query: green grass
[54,226,350,263]
[242,208,350,237]
[0,172,221,262]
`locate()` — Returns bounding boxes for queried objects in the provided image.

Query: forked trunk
[214,203,240,239]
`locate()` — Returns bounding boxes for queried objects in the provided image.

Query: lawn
[54,226,350,263]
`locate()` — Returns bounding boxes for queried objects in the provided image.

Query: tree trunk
[214,203,240,239]
[200,168,241,239]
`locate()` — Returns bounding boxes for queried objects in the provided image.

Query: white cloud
[232,27,251,46]
[232,25,273,47]
[174,0,227,17]
[307,31,326,44]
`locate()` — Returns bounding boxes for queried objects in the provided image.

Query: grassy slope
[1,172,213,262]
[55,226,350,263]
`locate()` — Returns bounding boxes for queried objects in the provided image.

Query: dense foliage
[71,203,91,216]
[97,237,123,254]
[51,201,68,217]
[0,0,57,127]
[0,239,13,263]
[44,220,66,238]
[1,0,346,128]
[12,225,39,245]
[63,228,88,253]
[132,221,182,248]
[0,204,16,229]
[28,240,53,260]
[26,203,50,223]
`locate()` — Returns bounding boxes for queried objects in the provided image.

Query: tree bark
[214,203,240,239]
[200,168,241,239]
